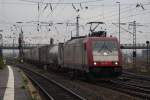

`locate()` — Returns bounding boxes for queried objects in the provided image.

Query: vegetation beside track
[0,57,5,69]
[19,68,42,100]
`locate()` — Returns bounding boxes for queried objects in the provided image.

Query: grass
[0,57,5,70]
[21,84,26,89]
[20,74,29,89]
[24,78,28,85]
[20,69,42,100]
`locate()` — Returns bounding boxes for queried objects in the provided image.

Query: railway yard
[1,0,150,100]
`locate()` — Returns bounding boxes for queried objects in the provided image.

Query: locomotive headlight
[94,62,97,65]
[115,62,118,65]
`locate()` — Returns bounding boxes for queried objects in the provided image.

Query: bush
[0,57,5,69]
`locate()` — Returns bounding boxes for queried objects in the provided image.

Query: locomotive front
[83,22,122,78]
[87,37,122,78]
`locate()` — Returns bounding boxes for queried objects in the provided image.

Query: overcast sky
[0,0,150,45]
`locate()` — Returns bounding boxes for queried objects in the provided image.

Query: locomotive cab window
[92,40,118,56]
[92,40,117,50]
[92,40,119,62]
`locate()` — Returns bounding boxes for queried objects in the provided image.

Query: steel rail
[123,71,150,81]
[20,66,86,100]
[25,73,55,100]
[107,80,150,99]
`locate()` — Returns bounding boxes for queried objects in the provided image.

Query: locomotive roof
[88,36,117,40]
[65,36,118,45]
[87,21,104,24]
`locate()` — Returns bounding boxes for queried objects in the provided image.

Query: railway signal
[146,41,149,69]
[0,32,3,58]
[18,28,24,62]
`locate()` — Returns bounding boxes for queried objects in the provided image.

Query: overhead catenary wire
[1,0,150,44]
[79,2,149,25]
[76,1,150,21]
[80,5,140,28]
[20,0,104,4]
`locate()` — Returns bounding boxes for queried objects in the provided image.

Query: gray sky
[0,0,150,44]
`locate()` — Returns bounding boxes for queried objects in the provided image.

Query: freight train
[23,22,122,79]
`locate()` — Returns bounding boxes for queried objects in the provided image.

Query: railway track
[97,71,150,100]
[17,62,150,100]
[121,71,150,90]
[109,80,150,99]
[123,71,150,81]
[96,79,150,99]
[20,64,150,100]
[19,66,86,100]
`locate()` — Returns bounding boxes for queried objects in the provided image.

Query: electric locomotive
[58,22,122,78]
